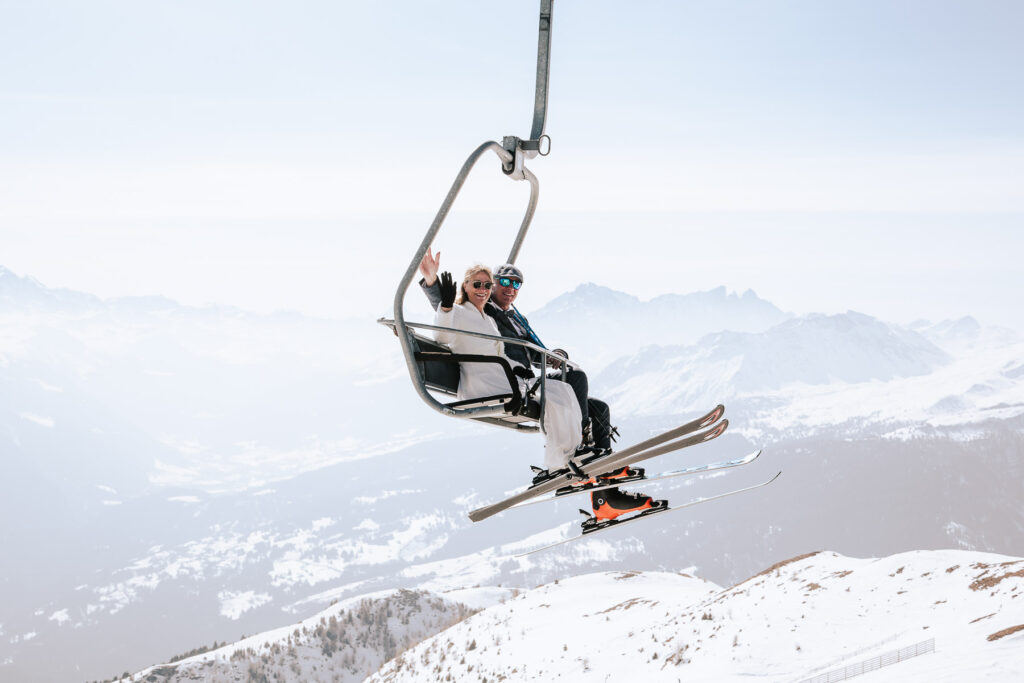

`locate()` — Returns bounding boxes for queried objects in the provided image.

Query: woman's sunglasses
[498,277,522,290]
[470,280,493,290]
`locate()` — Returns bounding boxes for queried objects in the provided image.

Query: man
[417,249,615,456]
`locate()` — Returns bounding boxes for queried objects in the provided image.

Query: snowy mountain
[154,549,1023,682]
[911,315,1021,353]
[527,284,790,371]
[127,587,503,683]
[594,310,1024,442]
[0,267,447,680]
[366,550,1024,682]
[3,266,1023,682]
[54,423,1024,683]
[598,311,948,405]
[0,266,411,495]
[515,286,1024,443]
[0,264,104,312]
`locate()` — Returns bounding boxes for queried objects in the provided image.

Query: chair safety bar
[381,318,578,373]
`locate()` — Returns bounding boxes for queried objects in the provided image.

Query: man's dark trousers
[555,368,612,450]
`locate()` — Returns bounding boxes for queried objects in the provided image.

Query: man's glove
[547,348,569,369]
[438,271,456,309]
[512,365,535,380]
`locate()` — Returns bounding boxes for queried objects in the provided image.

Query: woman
[433,264,582,472]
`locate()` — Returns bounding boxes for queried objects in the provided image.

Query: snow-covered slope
[595,310,1024,439]
[527,284,789,371]
[368,550,1024,683]
[600,311,946,400]
[128,587,511,683]
[912,315,1021,354]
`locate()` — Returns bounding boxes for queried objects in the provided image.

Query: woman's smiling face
[465,270,492,311]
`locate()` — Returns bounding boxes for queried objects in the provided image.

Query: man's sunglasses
[498,277,522,290]
[470,280,493,290]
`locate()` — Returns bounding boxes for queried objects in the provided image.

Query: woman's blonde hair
[457,264,494,305]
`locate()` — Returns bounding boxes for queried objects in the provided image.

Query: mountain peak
[534,283,639,315]
[569,282,637,300]
[536,284,781,315]
[527,283,790,371]
[0,265,105,312]
[0,265,42,288]
[646,286,782,310]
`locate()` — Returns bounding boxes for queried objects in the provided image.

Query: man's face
[491,275,521,310]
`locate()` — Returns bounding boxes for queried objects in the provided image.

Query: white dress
[434,302,582,470]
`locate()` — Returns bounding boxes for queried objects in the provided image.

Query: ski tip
[741,449,762,463]
[700,404,726,428]
[702,418,728,440]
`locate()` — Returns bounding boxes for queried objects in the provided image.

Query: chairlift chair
[378,0,569,434]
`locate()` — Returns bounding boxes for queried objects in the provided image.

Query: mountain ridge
[526,283,792,371]
[366,549,1024,683]
[125,549,1024,682]
[125,587,495,683]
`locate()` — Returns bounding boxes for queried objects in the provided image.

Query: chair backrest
[410,335,460,395]
[382,319,542,429]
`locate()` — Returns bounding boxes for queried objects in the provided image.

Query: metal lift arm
[391,1,560,429]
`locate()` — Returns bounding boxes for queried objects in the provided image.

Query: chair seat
[383,320,543,430]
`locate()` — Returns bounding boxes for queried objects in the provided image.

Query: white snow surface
[217,590,272,620]
[369,550,1024,683]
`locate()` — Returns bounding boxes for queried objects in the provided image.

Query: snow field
[368,550,1024,682]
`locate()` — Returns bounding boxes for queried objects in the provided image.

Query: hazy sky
[2,1,1022,329]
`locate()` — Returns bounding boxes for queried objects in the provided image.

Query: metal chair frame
[385,1,568,434]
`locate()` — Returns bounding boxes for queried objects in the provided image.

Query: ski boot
[574,421,607,461]
[579,488,667,533]
[575,444,614,463]
[530,453,617,488]
[554,464,645,497]
[530,465,569,487]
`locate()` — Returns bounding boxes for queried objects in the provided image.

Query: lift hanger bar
[503,0,554,176]
[530,0,553,144]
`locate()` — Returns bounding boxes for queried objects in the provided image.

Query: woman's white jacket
[434,302,582,469]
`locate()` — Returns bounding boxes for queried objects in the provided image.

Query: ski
[514,471,782,557]
[511,449,762,508]
[468,404,726,523]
